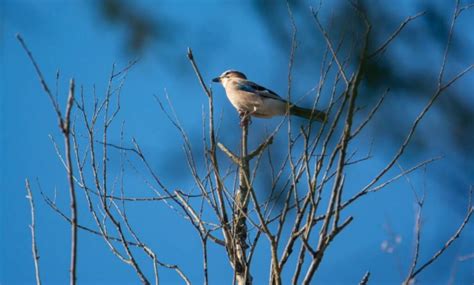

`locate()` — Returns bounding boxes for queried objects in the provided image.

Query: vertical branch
[233,117,252,285]
[25,179,42,285]
[63,79,78,285]
[201,235,209,285]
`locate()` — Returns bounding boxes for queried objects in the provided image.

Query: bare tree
[20,2,473,284]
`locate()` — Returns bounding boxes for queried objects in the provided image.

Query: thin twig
[359,271,370,285]
[369,12,426,59]
[16,34,63,126]
[25,179,42,285]
[407,199,473,282]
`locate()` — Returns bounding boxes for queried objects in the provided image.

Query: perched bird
[212,70,327,122]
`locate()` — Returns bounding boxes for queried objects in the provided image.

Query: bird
[212,70,327,122]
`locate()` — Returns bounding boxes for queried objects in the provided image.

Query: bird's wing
[237,80,286,102]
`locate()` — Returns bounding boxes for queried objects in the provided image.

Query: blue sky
[1,1,473,284]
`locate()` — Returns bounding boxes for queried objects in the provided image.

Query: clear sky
[1,1,473,284]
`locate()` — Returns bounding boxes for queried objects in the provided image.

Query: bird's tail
[289,105,327,122]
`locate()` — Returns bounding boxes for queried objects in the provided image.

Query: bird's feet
[239,110,251,127]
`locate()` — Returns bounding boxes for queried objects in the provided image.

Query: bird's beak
[212,77,221,83]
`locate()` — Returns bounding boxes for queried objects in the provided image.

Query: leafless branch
[311,7,349,86]
[18,35,78,285]
[404,191,473,283]
[368,11,426,59]
[359,271,370,285]
[25,179,42,285]
[16,34,64,125]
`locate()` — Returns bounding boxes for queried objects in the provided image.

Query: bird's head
[212,70,247,87]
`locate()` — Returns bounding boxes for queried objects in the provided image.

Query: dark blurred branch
[98,0,159,52]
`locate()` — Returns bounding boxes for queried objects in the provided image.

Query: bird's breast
[225,88,262,111]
